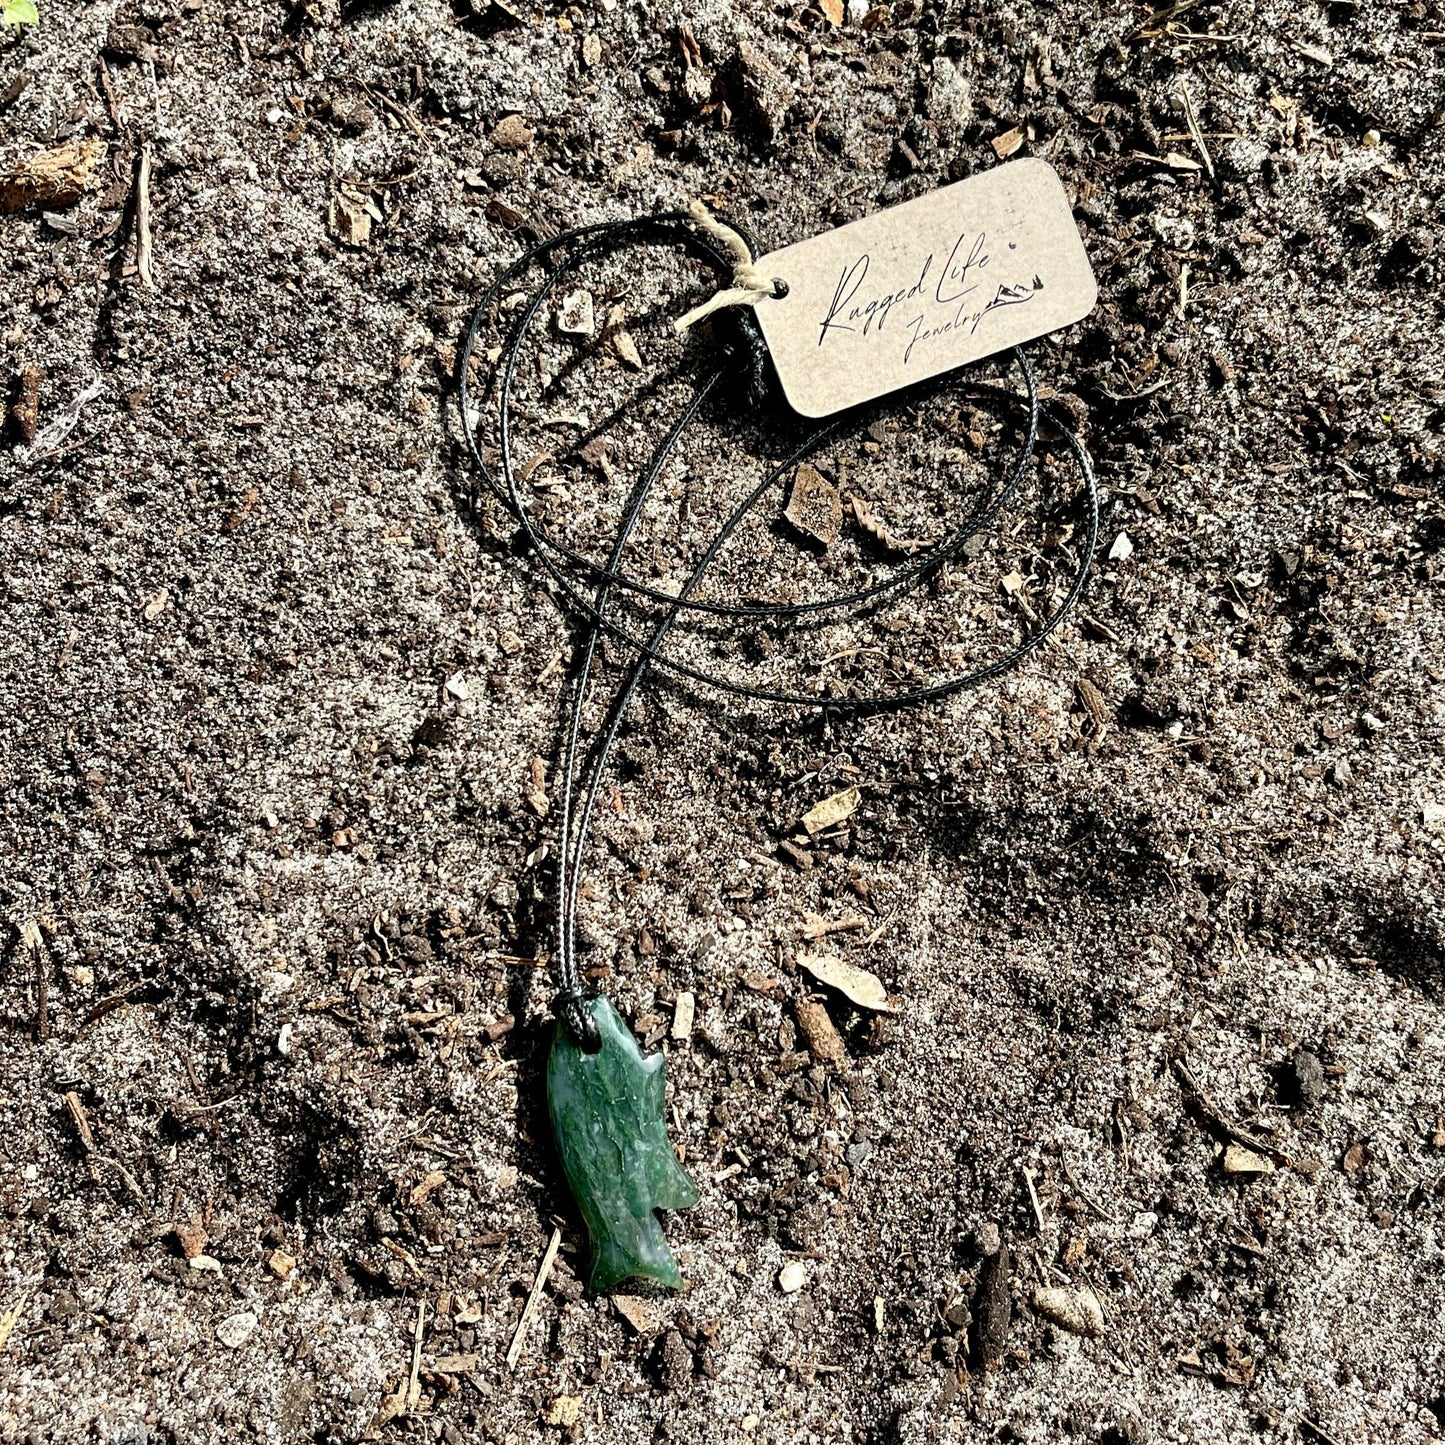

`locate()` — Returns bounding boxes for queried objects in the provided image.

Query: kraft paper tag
[749,160,1096,418]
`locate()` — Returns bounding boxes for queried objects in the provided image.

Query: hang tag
[748,160,1097,418]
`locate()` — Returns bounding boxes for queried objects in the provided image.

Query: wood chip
[63,1091,94,1151]
[1031,1284,1104,1336]
[1222,1143,1274,1176]
[265,1248,296,1280]
[973,1239,1011,1367]
[800,912,868,941]
[802,785,860,837]
[430,1352,479,1374]
[0,137,105,213]
[798,953,892,1012]
[793,997,847,1068]
[991,126,1024,158]
[784,462,842,547]
[603,304,642,369]
[818,0,843,23]
[613,1294,661,1334]
[10,365,42,442]
[671,990,695,1039]
[409,1169,447,1205]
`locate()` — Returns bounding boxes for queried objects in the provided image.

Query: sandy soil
[2,0,1444,1442]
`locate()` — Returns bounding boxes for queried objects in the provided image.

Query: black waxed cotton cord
[458,211,1099,1050]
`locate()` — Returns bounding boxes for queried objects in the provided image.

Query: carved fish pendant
[546,996,699,1291]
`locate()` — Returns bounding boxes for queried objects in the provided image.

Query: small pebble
[1289,1049,1326,1109]
[778,1260,808,1293]
[216,1311,258,1348]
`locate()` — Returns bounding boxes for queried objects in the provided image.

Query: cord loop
[457,208,1097,1038]
[555,989,602,1053]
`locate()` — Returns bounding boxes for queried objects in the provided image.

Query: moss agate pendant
[546,997,699,1291]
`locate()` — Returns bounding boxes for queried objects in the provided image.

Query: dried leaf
[1077,677,1111,727]
[492,114,535,151]
[175,1218,208,1259]
[798,952,892,1012]
[849,495,924,555]
[1031,1284,1103,1336]
[328,194,371,247]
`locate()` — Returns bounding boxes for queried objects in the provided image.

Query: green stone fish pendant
[546,996,699,1291]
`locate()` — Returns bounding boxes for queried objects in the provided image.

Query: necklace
[459,204,1097,1292]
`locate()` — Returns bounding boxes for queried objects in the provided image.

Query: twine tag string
[673,199,785,334]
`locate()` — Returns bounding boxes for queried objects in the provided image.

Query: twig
[1176,80,1215,181]
[22,922,47,1043]
[1173,1059,1289,1163]
[1060,1152,1118,1222]
[135,144,154,288]
[81,983,152,1027]
[97,57,123,131]
[1021,1166,1047,1232]
[363,84,427,142]
[63,1091,95,1151]
[94,1155,150,1211]
[506,1226,561,1370]
[406,1300,425,1408]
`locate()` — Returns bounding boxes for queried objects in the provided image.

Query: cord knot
[554,988,602,1053]
[674,199,787,334]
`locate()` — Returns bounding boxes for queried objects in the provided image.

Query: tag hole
[770,278,790,300]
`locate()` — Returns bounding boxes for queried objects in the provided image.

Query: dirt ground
[3,0,1445,1441]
